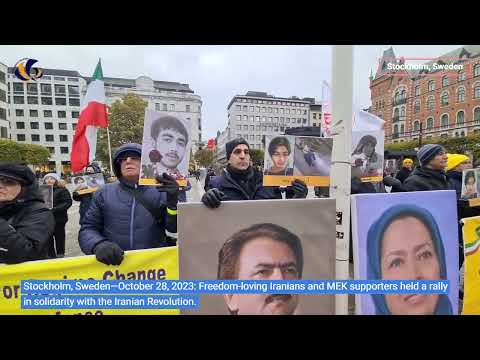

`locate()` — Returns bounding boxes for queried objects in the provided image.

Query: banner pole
[330,45,354,315]
[106,126,114,174]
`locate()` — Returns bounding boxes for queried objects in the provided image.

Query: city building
[7,68,86,174]
[369,46,480,143]
[310,103,323,128]
[225,91,312,158]
[88,75,203,153]
[0,62,9,139]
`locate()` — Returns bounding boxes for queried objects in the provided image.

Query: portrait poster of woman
[351,191,459,315]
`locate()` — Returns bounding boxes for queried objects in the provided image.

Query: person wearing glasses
[201,138,308,208]
[0,162,55,264]
[78,143,180,266]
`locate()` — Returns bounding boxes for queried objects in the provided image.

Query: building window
[297,119,302,124]
[17,134,25,141]
[475,64,480,77]
[243,125,248,131]
[30,122,39,129]
[58,111,66,118]
[0,71,5,84]
[457,110,465,125]
[16,109,24,117]
[428,80,435,92]
[243,106,248,111]
[27,96,38,104]
[415,86,420,96]
[458,71,465,82]
[413,121,420,131]
[393,124,398,134]
[236,115,241,121]
[250,106,254,112]
[41,84,52,95]
[256,125,260,131]
[41,97,52,105]
[44,122,53,130]
[72,123,77,130]
[45,135,54,142]
[47,147,55,154]
[249,116,254,122]
[13,83,24,93]
[243,115,248,121]
[303,118,307,124]
[60,135,68,142]
[169,104,175,111]
[313,113,317,119]
[474,107,480,123]
[16,122,25,129]
[414,100,420,113]
[427,96,435,110]
[54,77,65,81]
[400,107,405,118]
[0,108,7,120]
[31,134,40,142]
[44,110,52,118]
[0,89,5,103]
[262,117,266,122]
[13,96,24,104]
[400,124,404,134]
[27,83,38,94]
[60,147,69,154]
[68,78,79,82]
[236,105,241,111]
[457,87,465,102]
[426,117,434,129]
[255,116,260,122]
[250,125,254,131]
[55,84,66,96]
[237,125,242,130]
[441,92,449,106]
[30,110,38,117]
[155,103,160,111]
[442,76,449,87]
[161,103,166,111]
[474,84,480,98]
[68,85,79,97]
[441,114,449,128]
[0,126,7,138]
[59,123,67,130]
[55,97,67,106]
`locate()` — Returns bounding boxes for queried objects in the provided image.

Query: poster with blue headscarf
[351,191,458,315]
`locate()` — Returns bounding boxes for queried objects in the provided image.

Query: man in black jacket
[403,144,449,192]
[0,162,55,264]
[202,138,308,208]
[395,158,413,183]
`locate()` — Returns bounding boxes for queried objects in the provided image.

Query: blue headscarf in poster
[366,204,453,315]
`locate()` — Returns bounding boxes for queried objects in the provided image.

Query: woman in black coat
[43,173,72,258]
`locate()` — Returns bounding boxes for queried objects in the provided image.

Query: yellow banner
[139,178,188,187]
[263,175,330,187]
[360,176,383,183]
[76,188,98,195]
[462,216,480,315]
[0,247,179,315]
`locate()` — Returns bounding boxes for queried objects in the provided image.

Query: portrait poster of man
[39,184,53,209]
[72,173,105,195]
[139,109,191,187]
[384,159,397,176]
[351,130,384,183]
[264,136,332,187]
[461,168,480,200]
[178,198,336,315]
[351,191,459,315]
[461,216,480,314]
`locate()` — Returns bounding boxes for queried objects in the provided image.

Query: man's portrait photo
[178,198,336,315]
[263,136,294,176]
[140,109,192,184]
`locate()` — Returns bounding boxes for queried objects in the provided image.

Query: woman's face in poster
[271,145,289,171]
[380,216,440,315]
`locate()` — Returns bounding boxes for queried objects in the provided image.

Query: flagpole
[107,126,113,174]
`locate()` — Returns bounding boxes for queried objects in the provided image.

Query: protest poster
[0,247,179,315]
[461,216,480,314]
[39,185,53,209]
[72,173,105,195]
[461,168,480,200]
[139,109,191,187]
[351,191,459,315]
[351,130,384,183]
[263,135,332,187]
[178,198,336,315]
[384,159,398,176]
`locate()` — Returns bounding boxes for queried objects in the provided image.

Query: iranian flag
[70,60,109,173]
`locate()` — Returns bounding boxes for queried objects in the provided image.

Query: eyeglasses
[0,176,19,187]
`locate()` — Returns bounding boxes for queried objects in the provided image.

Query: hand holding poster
[351,191,459,315]
[263,135,332,187]
[351,131,384,183]
[72,173,105,195]
[139,109,191,187]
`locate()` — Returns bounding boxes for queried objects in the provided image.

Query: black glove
[155,173,179,209]
[291,179,308,199]
[201,188,225,209]
[93,241,124,266]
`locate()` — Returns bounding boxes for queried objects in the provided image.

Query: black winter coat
[403,166,449,192]
[52,186,72,224]
[0,183,55,264]
[395,167,412,183]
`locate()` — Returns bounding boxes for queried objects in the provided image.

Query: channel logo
[14,58,43,81]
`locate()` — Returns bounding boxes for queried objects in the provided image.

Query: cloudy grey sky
[0,45,462,140]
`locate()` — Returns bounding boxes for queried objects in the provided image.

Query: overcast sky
[0,45,462,140]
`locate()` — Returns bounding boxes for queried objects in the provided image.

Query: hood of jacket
[366,204,452,315]
[112,143,142,184]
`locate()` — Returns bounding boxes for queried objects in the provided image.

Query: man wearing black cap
[202,138,308,208]
[0,162,55,264]
[403,144,449,192]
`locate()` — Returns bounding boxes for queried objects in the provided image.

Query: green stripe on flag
[92,59,103,81]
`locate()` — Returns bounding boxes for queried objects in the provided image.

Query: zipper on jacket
[130,184,137,249]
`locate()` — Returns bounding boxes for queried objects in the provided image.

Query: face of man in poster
[380,216,441,315]
[223,237,300,315]
[155,128,187,170]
